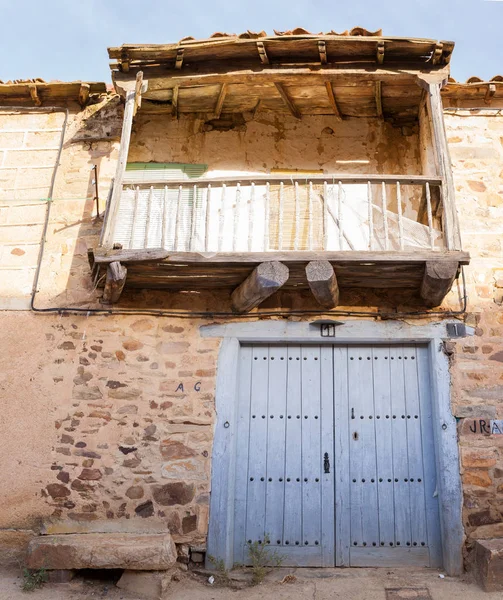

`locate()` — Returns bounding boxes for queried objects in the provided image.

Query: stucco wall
[0,100,502,567]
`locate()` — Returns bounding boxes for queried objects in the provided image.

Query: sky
[0,0,502,83]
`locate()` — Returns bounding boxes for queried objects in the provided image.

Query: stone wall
[444,110,503,554]
[0,99,502,568]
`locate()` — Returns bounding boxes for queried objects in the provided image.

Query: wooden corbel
[376,41,385,65]
[257,41,270,65]
[29,84,41,107]
[102,261,127,304]
[318,41,328,65]
[175,48,184,69]
[485,83,496,105]
[78,83,90,107]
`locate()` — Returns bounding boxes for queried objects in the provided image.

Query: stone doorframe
[201,319,473,576]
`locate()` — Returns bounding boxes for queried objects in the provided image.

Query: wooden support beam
[421,78,461,250]
[103,88,136,246]
[231,261,289,313]
[175,48,184,69]
[318,41,328,64]
[375,81,383,118]
[325,81,342,121]
[78,83,90,107]
[29,84,41,107]
[171,86,179,119]
[274,82,301,119]
[133,71,143,116]
[485,83,496,105]
[256,41,270,65]
[102,261,127,303]
[420,260,458,307]
[306,260,339,308]
[432,42,444,66]
[214,83,228,119]
[377,41,385,64]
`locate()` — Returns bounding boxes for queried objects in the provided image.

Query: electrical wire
[25,106,468,321]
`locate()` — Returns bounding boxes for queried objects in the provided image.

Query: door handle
[324,452,330,474]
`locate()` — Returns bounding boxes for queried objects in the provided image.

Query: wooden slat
[122,173,443,186]
[171,85,179,118]
[214,83,228,118]
[256,41,270,65]
[274,82,301,119]
[325,82,343,120]
[375,81,383,118]
[93,247,470,265]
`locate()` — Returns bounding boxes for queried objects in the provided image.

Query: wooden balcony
[92,173,469,311]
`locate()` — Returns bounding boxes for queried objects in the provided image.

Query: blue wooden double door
[233,344,442,568]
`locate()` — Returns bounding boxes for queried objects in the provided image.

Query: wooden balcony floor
[91,249,469,294]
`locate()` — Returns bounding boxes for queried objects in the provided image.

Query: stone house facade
[0,30,502,577]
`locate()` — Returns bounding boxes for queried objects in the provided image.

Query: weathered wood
[318,41,328,64]
[274,82,301,119]
[29,84,41,107]
[325,82,342,120]
[420,260,458,307]
[93,247,470,266]
[256,41,270,65]
[133,71,143,116]
[102,261,127,303]
[306,260,339,308]
[78,83,90,107]
[485,83,496,105]
[432,42,443,66]
[375,81,383,118]
[103,88,136,246]
[175,48,184,69]
[424,82,461,250]
[171,85,179,118]
[377,41,385,64]
[231,261,289,313]
[214,83,228,118]
[122,173,443,186]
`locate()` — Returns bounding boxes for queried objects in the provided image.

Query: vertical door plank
[416,344,443,568]
[265,345,288,548]
[320,345,335,566]
[348,346,379,551]
[245,345,269,546]
[283,345,303,547]
[403,344,428,552]
[301,346,322,549]
[233,345,253,564]
[334,345,350,566]
[389,345,411,548]
[372,345,395,548]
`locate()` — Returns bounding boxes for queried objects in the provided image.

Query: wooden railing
[104,174,452,254]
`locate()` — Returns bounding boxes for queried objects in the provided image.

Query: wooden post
[103,81,138,247]
[102,261,127,304]
[306,260,339,309]
[420,260,458,307]
[231,261,289,313]
[420,78,461,250]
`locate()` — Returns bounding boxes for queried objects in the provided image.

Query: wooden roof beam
[325,81,342,121]
[274,82,301,119]
[175,48,184,69]
[375,81,383,119]
[231,261,289,313]
[214,83,228,118]
[256,41,270,65]
[171,85,179,119]
[78,83,90,107]
[306,260,339,309]
[377,41,385,64]
[29,84,41,107]
[485,83,496,105]
[318,41,327,65]
[133,71,143,116]
[432,42,443,66]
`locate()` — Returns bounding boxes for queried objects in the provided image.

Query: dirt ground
[0,566,499,600]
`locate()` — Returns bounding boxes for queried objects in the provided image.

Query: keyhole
[353,431,359,441]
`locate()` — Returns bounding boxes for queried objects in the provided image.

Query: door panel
[234,344,335,567]
[232,343,442,569]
